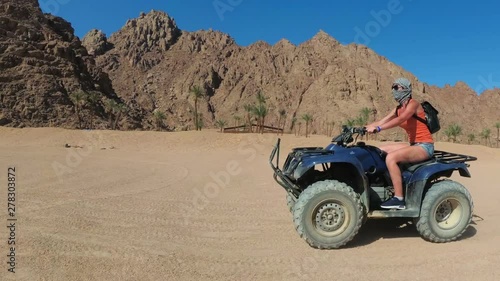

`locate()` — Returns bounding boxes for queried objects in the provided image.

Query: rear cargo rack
[433,150,477,164]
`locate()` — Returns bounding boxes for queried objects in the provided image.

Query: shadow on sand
[345,214,481,248]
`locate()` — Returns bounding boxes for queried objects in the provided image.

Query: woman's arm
[367,107,397,127]
[378,100,419,131]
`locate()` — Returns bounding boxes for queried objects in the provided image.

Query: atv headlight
[293,162,310,180]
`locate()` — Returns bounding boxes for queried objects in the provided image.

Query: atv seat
[400,158,437,172]
[374,147,388,160]
[376,147,436,172]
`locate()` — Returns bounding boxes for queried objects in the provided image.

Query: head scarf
[392,77,412,104]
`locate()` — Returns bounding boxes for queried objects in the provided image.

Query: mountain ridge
[1,2,498,144]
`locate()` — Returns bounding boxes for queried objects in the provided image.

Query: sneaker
[380,197,406,210]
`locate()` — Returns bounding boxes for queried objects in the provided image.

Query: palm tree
[371,108,378,122]
[302,114,313,138]
[256,90,266,105]
[197,113,204,131]
[104,99,128,130]
[480,128,491,146]
[104,99,118,129]
[277,109,286,135]
[360,107,371,125]
[248,91,263,133]
[278,109,286,128]
[233,115,241,127]
[86,91,101,129]
[345,119,356,127]
[444,124,462,143]
[153,110,166,131]
[354,116,363,126]
[252,103,268,134]
[251,91,269,133]
[216,119,227,132]
[190,86,205,131]
[69,91,89,129]
[495,122,500,147]
[328,121,336,137]
[443,129,451,142]
[358,108,371,140]
[291,117,297,136]
[467,133,475,145]
[113,103,128,130]
[243,104,254,132]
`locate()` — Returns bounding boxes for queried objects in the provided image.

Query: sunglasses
[392,84,406,90]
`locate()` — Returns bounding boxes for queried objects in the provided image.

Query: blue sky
[40,0,500,94]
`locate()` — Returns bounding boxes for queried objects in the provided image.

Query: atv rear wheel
[293,180,364,249]
[416,180,473,243]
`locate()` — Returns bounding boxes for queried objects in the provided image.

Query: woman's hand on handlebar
[365,125,380,134]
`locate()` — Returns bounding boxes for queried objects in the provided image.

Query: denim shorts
[411,142,434,158]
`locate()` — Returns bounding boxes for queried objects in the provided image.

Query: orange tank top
[397,108,434,144]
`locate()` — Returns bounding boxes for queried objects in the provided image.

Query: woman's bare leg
[379,143,409,154]
[385,145,430,197]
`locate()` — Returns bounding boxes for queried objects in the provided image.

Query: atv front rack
[433,150,477,164]
[269,138,302,197]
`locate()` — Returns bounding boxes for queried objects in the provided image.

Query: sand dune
[0,127,499,281]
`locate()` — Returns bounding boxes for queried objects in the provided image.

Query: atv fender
[405,162,471,215]
[293,156,370,209]
[409,162,471,183]
[292,154,364,179]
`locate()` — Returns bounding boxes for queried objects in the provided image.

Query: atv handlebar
[347,126,367,135]
[331,126,367,146]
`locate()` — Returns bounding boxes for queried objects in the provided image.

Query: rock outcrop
[82,29,110,56]
[0,0,139,129]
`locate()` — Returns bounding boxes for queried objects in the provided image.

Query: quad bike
[269,126,477,249]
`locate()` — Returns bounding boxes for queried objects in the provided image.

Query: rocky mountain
[1,1,499,144]
[0,0,141,129]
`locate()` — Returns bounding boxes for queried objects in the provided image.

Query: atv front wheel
[293,180,364,249]
[286,194,296,213]
[416,180,473,243]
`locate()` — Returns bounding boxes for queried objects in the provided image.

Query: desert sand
[0,127,499,281]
